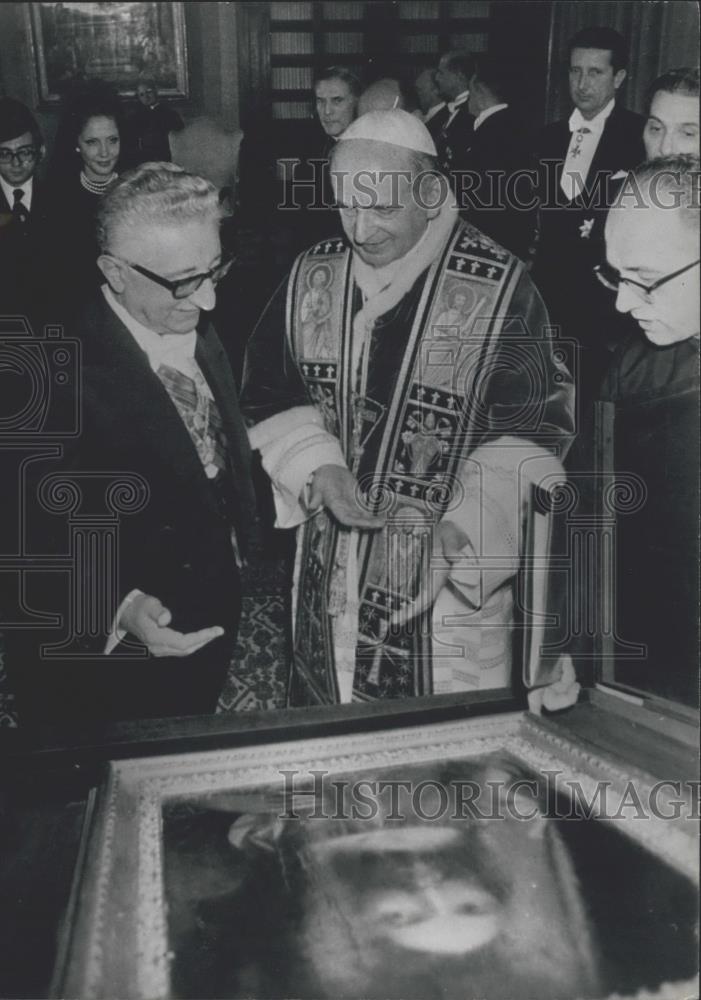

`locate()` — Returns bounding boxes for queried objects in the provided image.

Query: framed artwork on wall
[25,1,188,104]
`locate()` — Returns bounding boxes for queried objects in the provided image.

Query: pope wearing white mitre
[242,110,577,709]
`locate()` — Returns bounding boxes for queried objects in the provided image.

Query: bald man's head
[358,79,411,116]
[605,155,699,344]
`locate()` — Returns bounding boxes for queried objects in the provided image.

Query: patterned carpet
[217,595,289,712]
[0,521,293,728]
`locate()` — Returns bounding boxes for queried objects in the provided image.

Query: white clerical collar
[0,174,33,211]
[569,98,615,134]
[474,103,508,131]
[103,285,197,371]
[447,90,470,114]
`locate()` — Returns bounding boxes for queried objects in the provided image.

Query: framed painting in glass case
[56,711,698,1000]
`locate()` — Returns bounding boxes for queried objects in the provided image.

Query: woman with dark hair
[48,82,125,312]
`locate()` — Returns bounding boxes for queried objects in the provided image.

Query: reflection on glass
[162,755,697,999]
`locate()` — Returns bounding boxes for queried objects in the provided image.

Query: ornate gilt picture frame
[57,712,698,999]
[25,1,188,105]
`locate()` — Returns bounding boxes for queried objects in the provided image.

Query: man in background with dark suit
[0,98,53,322]
[533,27,645,397]
[415,67,448,143]
[261,66,361,261]
[125,77,183,167]
[461,54,536,259]
[5,163,256,728]
[434,51,475,185]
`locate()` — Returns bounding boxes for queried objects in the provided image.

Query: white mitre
[338,109,437,156]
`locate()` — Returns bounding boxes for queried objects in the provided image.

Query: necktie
[560,127,591,201]
[12,188,29,225]
[157,362,243,564]
[426,105,450,146]
[156,363,229,478]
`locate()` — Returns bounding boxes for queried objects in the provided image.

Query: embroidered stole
[288,227,524,703]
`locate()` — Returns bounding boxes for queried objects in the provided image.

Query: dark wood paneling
[237,1,273,129]
[488,0,553,132]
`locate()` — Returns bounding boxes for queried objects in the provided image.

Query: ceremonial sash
[287,225,524,703]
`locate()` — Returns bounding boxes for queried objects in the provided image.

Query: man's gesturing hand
[120,593,224,657]
[308,464,386,529]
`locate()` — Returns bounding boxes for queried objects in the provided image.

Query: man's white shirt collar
[569,98,615,135]
[473,103,508,131]
[102,285,199,373]
[0,175,33,212]
[423,102,446,123]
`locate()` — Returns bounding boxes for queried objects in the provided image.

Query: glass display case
[52,708,697,1000]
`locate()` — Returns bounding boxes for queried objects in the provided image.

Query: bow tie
[569,110,604,135]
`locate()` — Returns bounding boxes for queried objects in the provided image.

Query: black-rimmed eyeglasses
[116,253,235,299]
[0,145,39,165]
[594,259,700,300]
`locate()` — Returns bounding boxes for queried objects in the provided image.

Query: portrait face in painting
[309,264,331,289]
[162,752,699,1000]
[450,288,469,312]
[309,826,501,956]
[266,761,603,1000]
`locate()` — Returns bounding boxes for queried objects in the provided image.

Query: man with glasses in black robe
[598,155,699,705]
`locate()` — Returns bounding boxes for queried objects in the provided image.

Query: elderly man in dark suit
[533,26,645,397]
[0,97,53,321]
[5,163,255,728]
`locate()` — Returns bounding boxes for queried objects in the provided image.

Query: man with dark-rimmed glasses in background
[4,162,256,729]
[0,97,53,321]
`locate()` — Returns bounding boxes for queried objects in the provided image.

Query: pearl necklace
[80,170,118,195]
